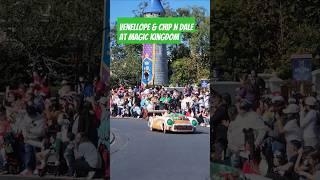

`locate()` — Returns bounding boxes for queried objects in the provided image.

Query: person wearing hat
[300,96,319,149]
[276,104,302,160]
[260,95,286,162]
[288,97,297,104]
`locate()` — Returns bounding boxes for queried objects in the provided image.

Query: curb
[111,117,147,121]
[111,117,145,119]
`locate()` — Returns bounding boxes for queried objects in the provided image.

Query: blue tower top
[143,0,165,14]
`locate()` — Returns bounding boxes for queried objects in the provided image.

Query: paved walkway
[0,174,103,180]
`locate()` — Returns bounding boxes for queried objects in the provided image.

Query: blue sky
[110,0,210,23]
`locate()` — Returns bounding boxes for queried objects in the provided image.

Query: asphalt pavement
[111,118,210,180]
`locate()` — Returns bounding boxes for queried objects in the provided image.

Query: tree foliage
[0,0,104,88]
[211,0,320,80]
[170,57,197,85]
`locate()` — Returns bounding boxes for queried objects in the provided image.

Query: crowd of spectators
[0,72,110,179]
[211,70,320,180]
[110,85,210,126]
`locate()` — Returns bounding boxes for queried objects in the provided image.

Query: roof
[144,0,165,14]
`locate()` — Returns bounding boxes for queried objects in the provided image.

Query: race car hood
[173,120,191,125]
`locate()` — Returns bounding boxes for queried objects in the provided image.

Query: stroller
[45,147,60,176]
[41,144,68,176]
[39,130,67,176]
[3,132,21,174]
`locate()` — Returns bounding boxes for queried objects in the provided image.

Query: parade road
[111,118,210,180]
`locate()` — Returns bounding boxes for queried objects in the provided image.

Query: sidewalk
[0,174,103,180]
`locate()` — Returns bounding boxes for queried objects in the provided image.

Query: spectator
[76,77,86,95]
[20,105,46,175]
[0,107,10,170]
[295,150,320,180]
[273,140,302,178]
[131,104,141,118]
[0,72,108,178]
[93,76,106,98]
[300,97,319,149]
[211,94,229,162]
[277,104,302,160]
[97,96,110,179]
[228,99,267,167]
[73,133,101,179]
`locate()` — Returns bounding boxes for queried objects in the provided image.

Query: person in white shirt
[276,104,302,159]
[116,96,125,117]
[146,100,154,111]
[198,95,205,108]
[228,99,267,154]
[73,133,101,179]
[131,104,141,118]
[204,94,210,109]
[300,97,319,149]
[20,105,46,175]
[180,96,187,112]
[185,94,194,108]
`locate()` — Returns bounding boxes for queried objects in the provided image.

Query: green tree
[211,0,320,80]
[170,57,197,85]
[0,0,104,86]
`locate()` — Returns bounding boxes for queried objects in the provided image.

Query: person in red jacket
[93,76,106,98]
[39,81,50,98]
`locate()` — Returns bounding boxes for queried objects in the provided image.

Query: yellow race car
[148,113,198,133]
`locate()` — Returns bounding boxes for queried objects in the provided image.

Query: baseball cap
[272,95,284,103]
[61,80,68,85]
[288,97,296,104]
[305,96,317,106]
[283,104,300,114]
